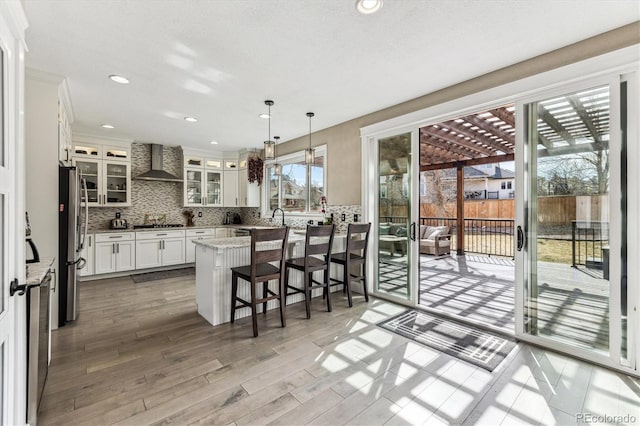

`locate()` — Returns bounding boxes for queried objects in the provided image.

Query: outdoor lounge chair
[419,225,451,256]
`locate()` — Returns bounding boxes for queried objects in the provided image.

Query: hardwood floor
[40,273,640,425]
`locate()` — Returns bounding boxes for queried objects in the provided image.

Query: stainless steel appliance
[58,166,88,326]
[26,269,52,424]
[110,214,128,229]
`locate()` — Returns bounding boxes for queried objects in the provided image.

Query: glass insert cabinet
[73,158,131,206]
[183,155,223,207]
[71,140,132,207]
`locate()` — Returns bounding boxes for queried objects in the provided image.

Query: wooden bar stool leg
[284,267,289,305]
[362,264,369,302]
[231,272,238,323]
[345,263,353,308]
[304,271,312,319]
[279,276,286,328]
[342,263,347,294]
[324,268,332,312]
[250,281,258,337]
[262,281,268,314]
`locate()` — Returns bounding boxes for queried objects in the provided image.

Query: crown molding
[73,132,133,146]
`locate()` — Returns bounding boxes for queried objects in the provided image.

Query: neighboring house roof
[429,165,514,181]
[488,166,515,179]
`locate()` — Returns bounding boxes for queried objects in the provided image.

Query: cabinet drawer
[95,232,134,242]
[186,228,217,237]
[135,229,186,240]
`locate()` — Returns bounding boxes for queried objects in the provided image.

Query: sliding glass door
[516,76,633,368]
[375,132,418,303]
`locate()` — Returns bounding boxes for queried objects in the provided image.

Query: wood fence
[382,195,607,223]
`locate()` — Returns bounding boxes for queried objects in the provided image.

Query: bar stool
[230,227,289,337]
[330,223,371,307]
[284,224,335,319]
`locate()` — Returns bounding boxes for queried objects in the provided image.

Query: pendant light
[263,100,275,160]
[305,112,315,165]
[273,136,282,176]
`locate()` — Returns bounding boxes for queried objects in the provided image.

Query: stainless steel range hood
[134,144,182,182]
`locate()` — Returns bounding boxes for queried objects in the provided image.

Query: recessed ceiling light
[210,141,219,145]
[101,124,115,129]
[356,0,383,14]
[184,116,198,122]
[109,74,130,84]
[259,114,271,119]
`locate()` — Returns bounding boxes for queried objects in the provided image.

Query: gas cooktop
[133,224,185,229]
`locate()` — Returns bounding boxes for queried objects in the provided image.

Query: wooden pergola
[419,85,609,255]
[420,105,516,254]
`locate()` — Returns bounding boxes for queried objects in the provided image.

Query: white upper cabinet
[238,153,260,208]
[182,149,224,207]
[57,79,74,165]
[72,135,132,207]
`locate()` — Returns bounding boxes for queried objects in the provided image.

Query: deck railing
[571,220,609,271]
[380,216,515,257]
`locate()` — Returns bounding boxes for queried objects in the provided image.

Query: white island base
[194,234,352,326]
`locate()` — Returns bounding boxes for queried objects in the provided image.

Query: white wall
[25,71,62,328]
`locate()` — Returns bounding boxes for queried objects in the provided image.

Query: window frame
[262,144,327,217]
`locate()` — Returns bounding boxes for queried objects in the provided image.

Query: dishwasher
[26,268,52,425]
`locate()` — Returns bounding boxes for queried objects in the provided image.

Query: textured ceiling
[23,0,639,151]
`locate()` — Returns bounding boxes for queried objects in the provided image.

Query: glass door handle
[517,226,526,251]
[410,222,416,241]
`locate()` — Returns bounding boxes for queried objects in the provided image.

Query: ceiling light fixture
[356,0,383,14]
[101,124,115,129]
[108,74,130,84]
[263,100,275,160]
[210,141,219,145]
[273,135,282,176]
[305,112,315,165]
[184,116,198,122]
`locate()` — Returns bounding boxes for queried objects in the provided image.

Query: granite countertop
[26,257,55,285]
[87,224,272,233]
[192,231,350,250]
[193,234,307,249]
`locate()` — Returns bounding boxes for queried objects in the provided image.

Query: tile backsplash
[88,142,362,231]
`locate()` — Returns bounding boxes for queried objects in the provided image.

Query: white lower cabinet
[95,232,135,274]
[135,239,163,269]
[186,228,217,263]
[86,227,241,276]
[79,233,95,277]
[135,230,186,269]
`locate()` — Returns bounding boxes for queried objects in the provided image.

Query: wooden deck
[379,253,611,351]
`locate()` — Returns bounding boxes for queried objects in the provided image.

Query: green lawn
[447,234,602,265]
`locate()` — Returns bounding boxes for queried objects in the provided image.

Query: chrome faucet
[272,208,285,227]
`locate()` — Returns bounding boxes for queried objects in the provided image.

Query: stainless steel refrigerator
[58,165,88,326]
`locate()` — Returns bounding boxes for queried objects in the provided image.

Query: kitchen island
[194,232,349,326]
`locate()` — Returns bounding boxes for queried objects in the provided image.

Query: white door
[115,241,135,272]
[515,74,637,373]
[1,3,28,422]
[223,170,238,207]
[135,240,162,269]
[94,243,116,275]
[162,238,185,266]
